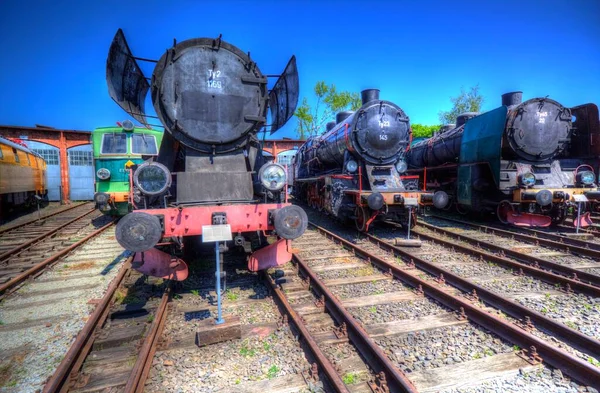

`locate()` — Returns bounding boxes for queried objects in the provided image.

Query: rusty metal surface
[0,220,115,296]
[291,254,418,393]
[125,283,172,393]
[415,221,600,291]
[570,103,600,157]
[308,223,600,387]
[265,272,351,393]
[363,232,600,358]
[0,207,96,263]
[43,257,133,393]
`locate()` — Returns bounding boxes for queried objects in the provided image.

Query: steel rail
[429,214,600,255]
[125,283,172,393]
[308,223,600,387]
[414,222,600,289]
[43,257,133,393]
[265,272,351,393]
[363,232,600,357]
[292,253,418,393]
[409,226,600,297]
[0,220,115,296]
[0,207,97,263]
[0,201,91,236]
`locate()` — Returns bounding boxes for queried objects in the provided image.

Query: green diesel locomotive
[93,121,163,216]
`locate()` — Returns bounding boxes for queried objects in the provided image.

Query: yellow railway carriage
[0,136,48,209]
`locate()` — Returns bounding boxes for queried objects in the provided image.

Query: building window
[32,149,59,165]
[69,150,93,166]
[131,134,158,155]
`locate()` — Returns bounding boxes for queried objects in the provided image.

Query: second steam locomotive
[103,29,307,280]
[293,89,433,231]
[407,92,600,227]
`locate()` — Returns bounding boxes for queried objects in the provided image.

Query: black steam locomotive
[407,92,600,227]
[293,89,433,231]
[103,29,307,279]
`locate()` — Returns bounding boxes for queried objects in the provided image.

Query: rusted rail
[0,220,115,296]
[0,201,91,236]
[43,257,133,393]
[292,253,418,393]
[265,272,351,393]
[309,223,600,387]
[125,283,172,393]
[414,222,600,289]
[364,232,600,357]
[0,207,96,262]
[429,214,600,255]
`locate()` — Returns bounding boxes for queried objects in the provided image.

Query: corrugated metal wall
[68,144,94,200]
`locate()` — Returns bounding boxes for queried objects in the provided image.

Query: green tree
[438,85,485,125]
[295,81,362,139]
[411,124,441,138]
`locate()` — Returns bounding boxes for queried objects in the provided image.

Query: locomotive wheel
[355,206,368,232]
[455,203,468,215]
[496,200,515,225]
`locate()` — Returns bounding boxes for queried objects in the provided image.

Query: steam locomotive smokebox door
[151,38,268,152]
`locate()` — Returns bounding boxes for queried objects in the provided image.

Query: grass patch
[147,314,154,323]
[512,345,521,351]
[342,372,358,384]
[267,365,279,379]
[239,341,256,358]
[369,306,377,313]
[588,357,600,367]
[190,289,199,296]
[226,290,240,301]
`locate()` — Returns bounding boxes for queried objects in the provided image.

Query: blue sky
[0,0,598,139]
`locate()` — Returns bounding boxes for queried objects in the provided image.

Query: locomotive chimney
[501,91,523,107]
[361,89,380,105]
[326,121,336,132]
[336,111,354,124]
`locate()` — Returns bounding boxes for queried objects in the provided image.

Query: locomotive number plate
[202,225,233,242]
[404,198,418,206]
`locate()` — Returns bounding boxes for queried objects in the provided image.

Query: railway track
[0,204,114,296]
[415,216,600,286]
[44,256,332,393]
[0,226,129,391]
[25,208,600,392]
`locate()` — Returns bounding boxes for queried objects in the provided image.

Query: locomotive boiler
[407,92,600,227]
[294,89,433,231]
[105,29,307,280]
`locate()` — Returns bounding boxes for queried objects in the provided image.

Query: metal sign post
[572,195,588,235]
[406,207,412,240]
[202,224,233,325]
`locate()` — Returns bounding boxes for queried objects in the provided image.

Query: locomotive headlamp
[345,160,358,173]
[133,162,172,196]
[578,170,595,185]
[395,160,408,174]
[122,119,135,131]
[519,172,536,187]
[259,163,286,191]
[97,168,111,180]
